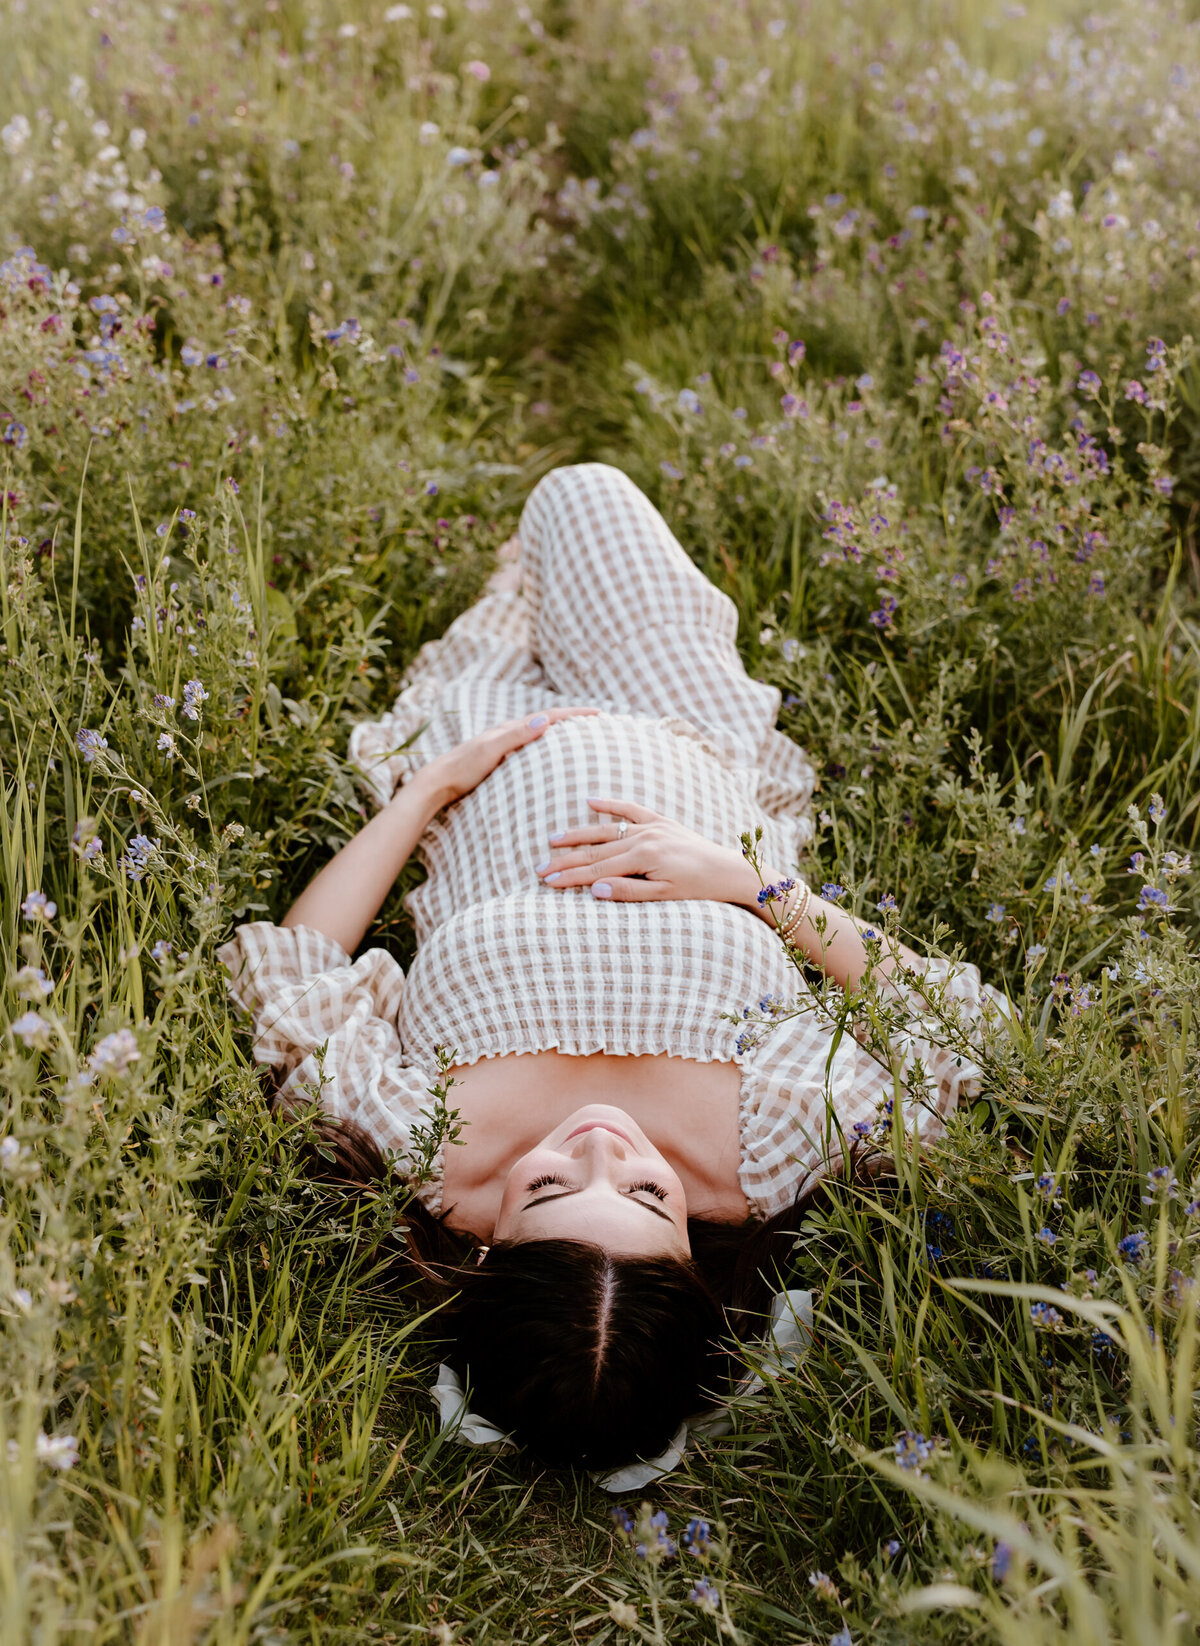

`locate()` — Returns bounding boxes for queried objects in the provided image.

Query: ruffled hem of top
[416,1023,740,1071]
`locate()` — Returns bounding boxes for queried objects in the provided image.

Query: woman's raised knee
[527,461,638,509]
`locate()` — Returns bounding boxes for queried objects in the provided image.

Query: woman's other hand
[425,708,600,810]
[535,799,759,906]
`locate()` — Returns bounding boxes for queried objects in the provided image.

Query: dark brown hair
[282,1100,826,1472]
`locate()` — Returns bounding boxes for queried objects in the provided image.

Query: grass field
[2,0,1199,1640]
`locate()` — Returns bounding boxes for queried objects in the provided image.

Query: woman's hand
[535,798,759,905]
[424,707,600,810]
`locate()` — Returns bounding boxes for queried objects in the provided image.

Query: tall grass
[1,0,1197,1639]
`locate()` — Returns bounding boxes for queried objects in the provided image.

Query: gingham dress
[219,463,1008,1220]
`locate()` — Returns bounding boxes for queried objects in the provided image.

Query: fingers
[586,796,660,824]
[543,821,625,849]
[587,876,666,902]
[519,707,600,735]
[538,848,640,888]
[503,707,600,749]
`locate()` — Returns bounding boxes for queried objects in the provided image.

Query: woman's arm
[283,706,599,953]
[728,861,927,1000]
[281,764,447,953]
[536,798,925,1000]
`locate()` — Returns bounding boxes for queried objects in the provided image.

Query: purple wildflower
[181,679,208,720]
[119,834,159,882]
[21,889,56,922]
[76,728,108,763]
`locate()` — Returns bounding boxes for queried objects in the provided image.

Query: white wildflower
[35,1432,80,1470]
[88,1029,140,1078]
[2,114,31,155]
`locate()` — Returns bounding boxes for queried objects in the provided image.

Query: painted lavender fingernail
[546,872,561,883]
[535,860,550,873]
[549,832,565,843]
[592,881,612,899]
[528,713,548,729]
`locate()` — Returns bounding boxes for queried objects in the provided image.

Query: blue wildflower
[1142,1166,1177,1204]
[821,883,845,901]
[756,878,795,906]
[682,1518,711,1555]
[1117,1230,1149,1263]
[894,1431,935,1471]
[689,1578,719,1611]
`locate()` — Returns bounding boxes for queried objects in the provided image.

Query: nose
[567,1127,629,1168]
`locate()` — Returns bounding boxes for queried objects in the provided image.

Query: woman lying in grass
[220,463,1008,1475]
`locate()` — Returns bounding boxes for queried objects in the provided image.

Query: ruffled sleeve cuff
[217,921,446,1215]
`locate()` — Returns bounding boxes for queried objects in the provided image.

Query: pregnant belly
[441,1048,750,1233]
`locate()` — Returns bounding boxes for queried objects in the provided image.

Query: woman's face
[492,1104,690,1258]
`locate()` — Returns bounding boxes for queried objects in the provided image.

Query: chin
[564,1101,637,1122]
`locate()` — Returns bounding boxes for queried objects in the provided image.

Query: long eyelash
[527,1173,570,1192]
[629,1179,668,1201]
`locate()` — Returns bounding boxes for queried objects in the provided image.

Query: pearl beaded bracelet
[778,879,813,945]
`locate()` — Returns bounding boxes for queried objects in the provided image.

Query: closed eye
[522,1177,674,1222]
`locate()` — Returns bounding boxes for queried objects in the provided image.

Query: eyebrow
[524,1187,674,1224]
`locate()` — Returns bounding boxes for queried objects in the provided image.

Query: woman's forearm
[281,766,449,954]
[731,862,925,998]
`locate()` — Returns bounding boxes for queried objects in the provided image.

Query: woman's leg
[348,587,549,805]
[517,463,815,818]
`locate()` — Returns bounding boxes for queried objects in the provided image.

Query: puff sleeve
[737,956,1017,1219]
[217,920,448,1214]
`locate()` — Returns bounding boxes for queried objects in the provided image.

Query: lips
[564,1120,634,1147]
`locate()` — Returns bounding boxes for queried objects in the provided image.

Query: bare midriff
[439,1048,751,1235]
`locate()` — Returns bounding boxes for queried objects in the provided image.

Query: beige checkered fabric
[220,463,1009,1221]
